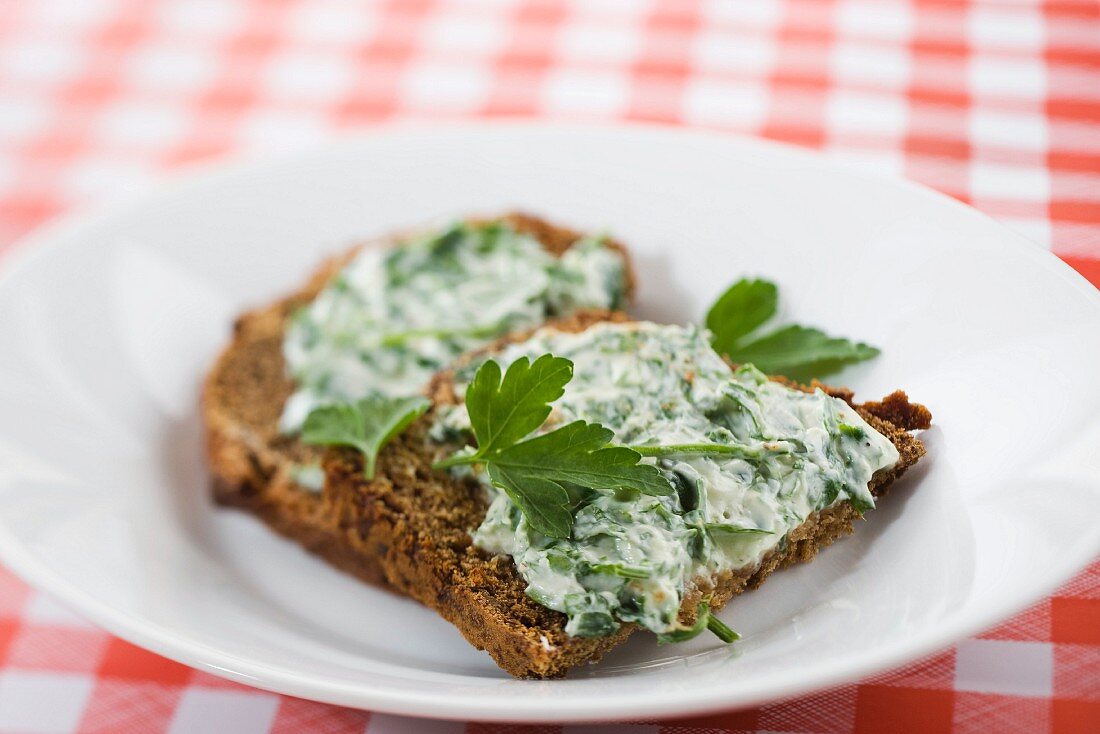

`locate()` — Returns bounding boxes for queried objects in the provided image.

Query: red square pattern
[659,706,760,733]
[268,696,370,734]
[854,686,956,734]
[97,638,193,685]
[758,685,859,733]
[1053,599,1100,646]
[1052,699,1100,734]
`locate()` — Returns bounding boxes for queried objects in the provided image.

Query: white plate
[0,123,1097,723]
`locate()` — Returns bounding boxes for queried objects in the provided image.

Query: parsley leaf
[706,278,880,381]
[301,395,430,479]
[437,357,672,538]
[487,421,673,537]
[705,278,778,354]
[487,463,574,539]
[465,354,573,458]
[728,325,880,382]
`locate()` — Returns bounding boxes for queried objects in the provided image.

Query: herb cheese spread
[432,322,899,639]
[281,221,627,432]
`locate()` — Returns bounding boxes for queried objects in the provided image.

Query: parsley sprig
[301,395,430,479]
[434,355,672,538]
[706,278,879,382]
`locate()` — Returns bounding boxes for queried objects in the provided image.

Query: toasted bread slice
[203,214,634,587]
[218,309,930,678]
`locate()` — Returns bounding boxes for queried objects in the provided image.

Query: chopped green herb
[820,478,844,508]
[848,492,876,517]
[545,551,574,573]
[588,563,651,579]
[570,610,619,638]
[563,592,621,638]
[838,423,866,439]
[378,324,501,348]
[670,469,700,513]
[704,523,774,538]
[628,442,792,460]
[524,586,556,608]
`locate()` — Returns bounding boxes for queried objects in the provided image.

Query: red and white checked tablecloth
[0,0,1097,731]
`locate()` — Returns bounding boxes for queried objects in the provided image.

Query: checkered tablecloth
[0,0,1097,731]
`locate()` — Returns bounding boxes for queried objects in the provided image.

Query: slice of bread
[203,213,634,588]
[213,306,930,678]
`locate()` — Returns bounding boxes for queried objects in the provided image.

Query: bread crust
[207,286,929,677]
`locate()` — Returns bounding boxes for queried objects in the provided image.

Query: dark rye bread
[295,312,929,678]
[203,213,636,541]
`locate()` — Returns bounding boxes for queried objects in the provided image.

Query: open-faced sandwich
[204,213,631,528]
[203,214,930,679]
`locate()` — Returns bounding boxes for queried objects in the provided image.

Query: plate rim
[0,120,1097,722]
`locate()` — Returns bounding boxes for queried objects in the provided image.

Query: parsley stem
[379,324,502,347]
[707,614,740,643]
[432,454,479,470]
[626,443,790,459]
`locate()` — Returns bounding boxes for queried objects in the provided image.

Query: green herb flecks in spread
[431,322,899,640]
[281,220,627,431]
